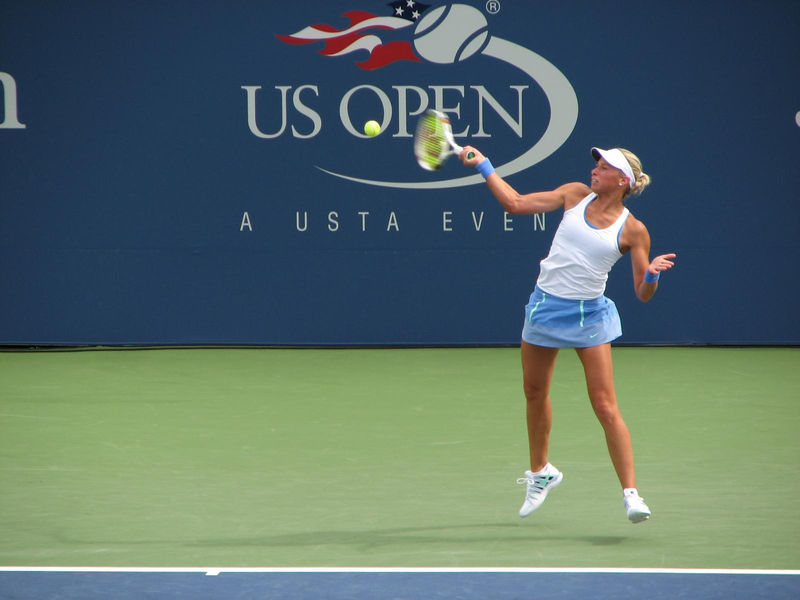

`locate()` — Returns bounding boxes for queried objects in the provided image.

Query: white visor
[592,147,635,189]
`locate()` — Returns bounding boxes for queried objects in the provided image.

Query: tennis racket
[413,109,474,171]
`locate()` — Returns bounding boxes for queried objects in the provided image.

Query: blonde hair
[618,148,651,197]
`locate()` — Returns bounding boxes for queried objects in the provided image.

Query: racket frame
[414,109,467,171]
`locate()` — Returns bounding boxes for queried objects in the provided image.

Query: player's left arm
[621,215,676,303]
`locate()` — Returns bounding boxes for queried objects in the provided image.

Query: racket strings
[415,117,448,170]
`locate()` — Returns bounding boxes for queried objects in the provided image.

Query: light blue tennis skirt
[521,286,622,348]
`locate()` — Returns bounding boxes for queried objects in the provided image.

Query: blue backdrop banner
[1,1,799,345]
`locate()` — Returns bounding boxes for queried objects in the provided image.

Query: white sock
[623,488,639,497]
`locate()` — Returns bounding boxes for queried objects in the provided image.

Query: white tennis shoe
[516,463,563,517]
[623,489,651,523]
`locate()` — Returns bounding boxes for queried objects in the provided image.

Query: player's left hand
[648,253,676,274]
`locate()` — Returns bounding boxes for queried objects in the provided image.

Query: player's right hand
[460,146,484,166]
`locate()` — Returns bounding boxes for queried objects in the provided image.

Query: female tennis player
[460,145,675,523]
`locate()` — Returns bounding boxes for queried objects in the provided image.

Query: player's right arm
[485,178,588,215]
[460,146,589,214]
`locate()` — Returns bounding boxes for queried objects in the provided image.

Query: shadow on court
[182,523,629,551]
[48,523,630,556]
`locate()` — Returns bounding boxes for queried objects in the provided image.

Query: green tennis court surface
[1,347,798,569]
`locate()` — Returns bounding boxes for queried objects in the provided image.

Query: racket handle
[467,151,475,159]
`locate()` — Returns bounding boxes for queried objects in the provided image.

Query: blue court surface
[1,568,798,600]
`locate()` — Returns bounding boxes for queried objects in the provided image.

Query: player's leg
[517,341,563,517]
[575,343,635,485]
[575,343,650,522]
[521,341,559,470]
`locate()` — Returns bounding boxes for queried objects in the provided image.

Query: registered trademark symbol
[485,0,501,15]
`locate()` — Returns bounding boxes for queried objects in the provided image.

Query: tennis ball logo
[413,4,489,64]
[305,2,579,189]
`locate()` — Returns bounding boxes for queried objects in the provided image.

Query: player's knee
[590,393,620,426]
[523,379,549,404]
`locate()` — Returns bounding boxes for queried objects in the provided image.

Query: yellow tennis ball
[363,120,380,137]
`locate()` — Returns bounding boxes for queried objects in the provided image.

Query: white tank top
[536,193,629,299]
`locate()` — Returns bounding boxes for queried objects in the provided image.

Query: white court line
[1,567,799,575]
